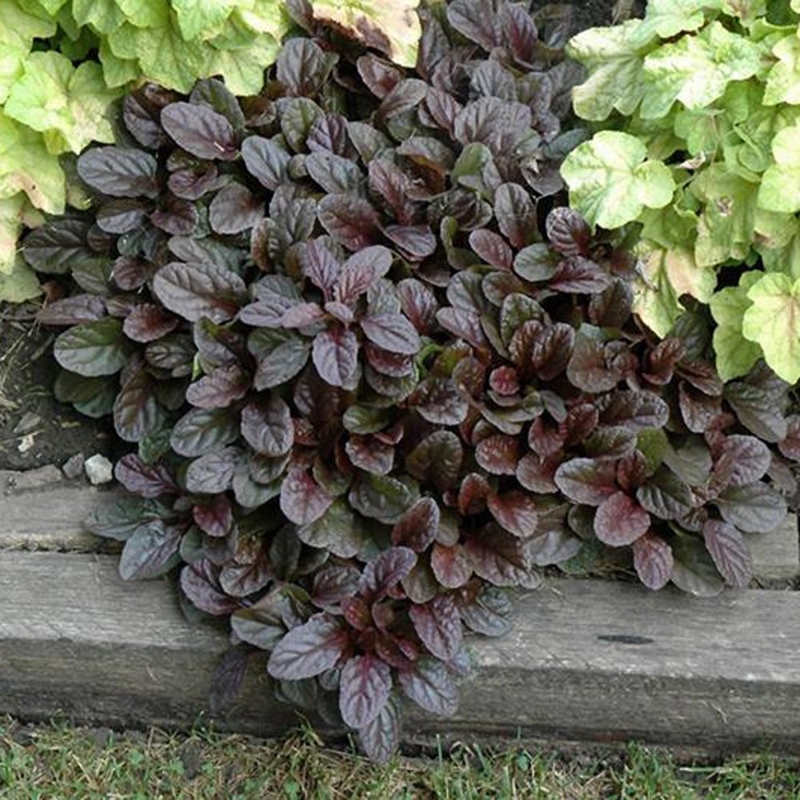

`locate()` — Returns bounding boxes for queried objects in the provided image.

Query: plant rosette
[561,0,800,384]
[25,0,798,762]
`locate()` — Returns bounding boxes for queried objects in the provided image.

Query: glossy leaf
[267,615,347,680]
[339,655,392,729]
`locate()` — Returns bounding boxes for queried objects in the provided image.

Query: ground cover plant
[562,0,800,384]
[20,0,799,762]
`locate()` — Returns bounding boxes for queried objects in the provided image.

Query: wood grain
[2,552,798,752]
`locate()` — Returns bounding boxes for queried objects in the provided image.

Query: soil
[0,302,112,471]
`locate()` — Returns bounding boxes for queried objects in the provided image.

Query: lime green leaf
[71,0,126,34]
[108,21,209,93]
[709,272,762,380]
[234,2,289,37]
[0,115,65,213]
[205,34,280,95]
[0,258,41,302]
[566,20,656,121]
[98,39,140,88]
[758,122,800,211]
[309,0,421,68]
[764,33,800,105]
[116,0,169,28]
[641,22,764,119]
[2,0,56,50]
[639,0,721,39]
[172,0,235,40]
[4,52,120,154]
[0,46,26,105]
[634,242,716,336]
[561,131,675,230]
[742,272,800,382]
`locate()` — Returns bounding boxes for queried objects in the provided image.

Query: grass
[1,717,799,799]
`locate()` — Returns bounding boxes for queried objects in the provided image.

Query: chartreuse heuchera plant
[22,0,798,762]
[1,0,418,303]
[562,0,800,384]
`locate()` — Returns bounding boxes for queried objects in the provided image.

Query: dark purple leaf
[96,199,150,233]
[37,294,106,326]
[550,256,611,293]
[423,87,462,133]
[436,307,487,348]
[357,695,401,764]
[597,390,670,432]
[122,304,178,343]
[459,587,513,637]
[643,338,685,386]
[495,183,538,249]
[410,594,462,661]
[150,196,198,236]
[190,78,246,130]
[636,468,693,520]
[23,219,101,275]
[392,497,440,552]
[119,519,182,580]
[278,96,325,152]
[399,658,458,717]
[410,378,469,426]
[114,454,176,498]
[209,183,264,234]
[54,318,129,377]
[241,135,291,190]
[277,37,338,97]
[312,327,359,388]
[241,397,294,457]
[153,261,247,323]
[170,406,239,457]
[464,527,534,587]
[724,378,788,442]
[306,151,364,194]
[335,245,393,305]
[529,322,575,380]
[318,194,380,251]
[193,494,234,538]
[383,225,437,261]
[113,366,165,443]
[209,645,253,716]
[584,426,637,460]
[280,468,334,525]
[249,329,310,390]
[778,415,800,461]
[406,431,464,492]
[545,207,591,256]
[180,560,240,615]
[361,312,421,355]
[632,533,673,590]
[431,543,472,589]
[567,334,636,393]
[714,435,771,488]
[123,91,169,149]
[357,53,403,98]
[360,547,417,598]
[77,146,158,198]
[469,229,513,270]
[516,453,558,493]
[594,491,650,546]
[339,655,392,729]
[311,565,361,608]
[267,614,347,680]
[397,278,438,334]
[475,434,520,476]
[368,157,416,225]
[447,0,503,49]
[161,102,238,160]
[554,458,618,506]
[715,484,787,533]
[185,363,249,409]
[308,113,350,154]
[185,447,239,494]
[345,434,394,475]
[703,520,752,588]
[378,78,428,118]
[488,491,539,538]
[364,344,414,377]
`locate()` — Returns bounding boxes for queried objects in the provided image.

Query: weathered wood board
[2,552,798,753]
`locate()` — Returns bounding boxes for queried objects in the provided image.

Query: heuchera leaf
[267,614,347,680]
[339,654,392,729]
[703,519,752,589]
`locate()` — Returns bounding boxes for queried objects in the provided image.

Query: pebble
[62,453,85,480]
[84,454,114,485]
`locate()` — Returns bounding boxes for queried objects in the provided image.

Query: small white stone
[84,454,114,485]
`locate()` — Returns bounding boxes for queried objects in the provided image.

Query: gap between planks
[1,467,798,580]
[1,552,799,753]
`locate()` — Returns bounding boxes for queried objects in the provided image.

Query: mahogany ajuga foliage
[23,0,797,761]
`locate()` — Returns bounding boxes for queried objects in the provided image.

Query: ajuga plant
[562,0,800,385]
[23,0,796,761]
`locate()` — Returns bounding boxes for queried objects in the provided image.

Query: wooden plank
[1,553,799,753]
[0,469,107,551]
[748,516,799,582]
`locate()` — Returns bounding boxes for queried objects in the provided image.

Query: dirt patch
[0,302,112,471]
